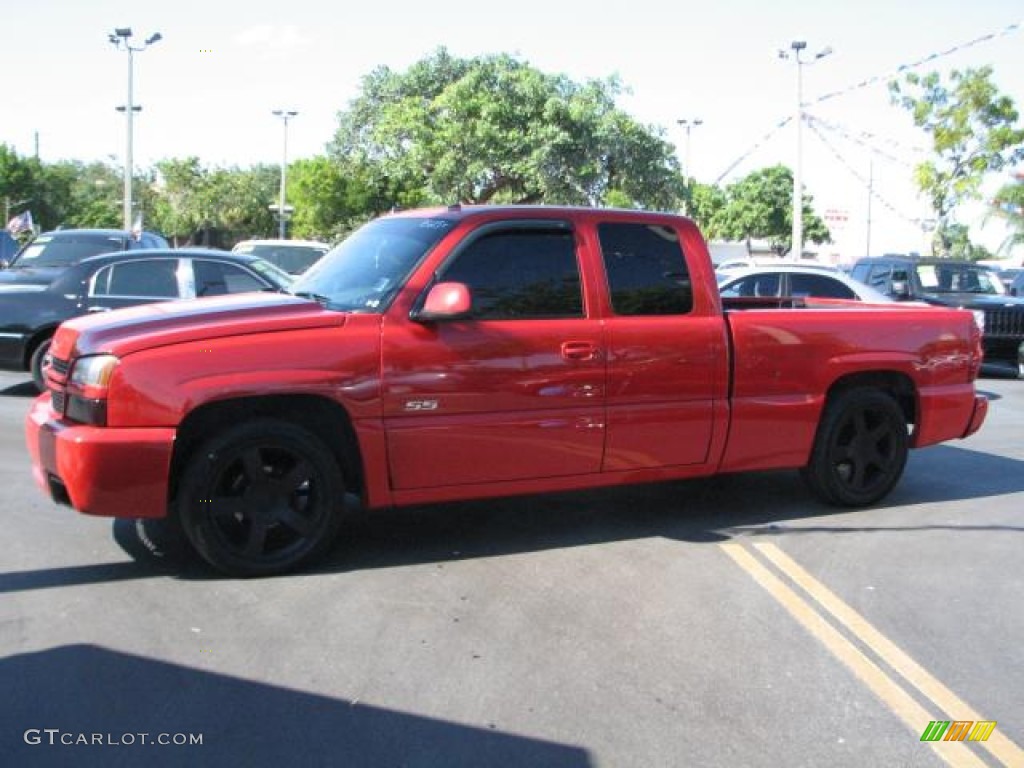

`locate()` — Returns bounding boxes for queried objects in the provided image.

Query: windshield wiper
[291,290,332,306]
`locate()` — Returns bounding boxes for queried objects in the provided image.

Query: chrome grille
[984,308,1024,339]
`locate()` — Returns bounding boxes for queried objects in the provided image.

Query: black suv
[851,255,1024,375]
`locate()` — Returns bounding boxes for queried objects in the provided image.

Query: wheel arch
[823,370,917,429]
[24,325,58,370]
[169,395,364,506]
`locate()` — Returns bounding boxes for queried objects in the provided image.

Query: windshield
[914,263,1006,295]
[289,217,455,311]
[12,234,128,268]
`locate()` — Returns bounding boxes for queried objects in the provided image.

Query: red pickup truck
[26,206,988,576]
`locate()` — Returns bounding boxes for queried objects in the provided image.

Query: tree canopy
[700,166,831,256]
[890,66,1024,254]
[328,49,684,210]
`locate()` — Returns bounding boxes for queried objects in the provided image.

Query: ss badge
[404,399,439,411]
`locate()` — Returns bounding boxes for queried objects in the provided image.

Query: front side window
[91,259,180,298]
[598,223,693,315]
[438,227,583,320]
[194,260,268,296]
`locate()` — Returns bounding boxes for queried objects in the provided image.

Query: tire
[177,419,345,577]
[801,389,909,507]
[30,338,53,393]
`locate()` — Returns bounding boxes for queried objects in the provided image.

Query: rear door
[381,219,606,490]
[596,221,726,470]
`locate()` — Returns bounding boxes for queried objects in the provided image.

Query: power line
[713,20,1022,183]
[813,20,1022,107]
[714,116,792,184]
[804,118,921,226]
[805,114,923,167]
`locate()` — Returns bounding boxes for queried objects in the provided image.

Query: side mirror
[412,282,472,322]
[890,279,910,299]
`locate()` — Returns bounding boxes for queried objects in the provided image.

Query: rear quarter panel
[721,303,980,472]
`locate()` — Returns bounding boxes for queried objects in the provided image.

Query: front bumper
[25,395,176,518]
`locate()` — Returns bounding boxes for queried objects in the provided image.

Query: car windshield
[12,234,127,268]
[914,263,1006,295]
[289,217,454,311]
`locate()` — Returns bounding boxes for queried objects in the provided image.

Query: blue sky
[3,0,1022,261]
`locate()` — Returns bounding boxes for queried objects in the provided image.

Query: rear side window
[438,227,583,320]
[598,223,693,315]
[790,273,856,299]
[91,259,180,298]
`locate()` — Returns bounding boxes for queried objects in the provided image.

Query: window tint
[92,259,180,298]
[598,223,693,315]
[194,260,267,296]
[720,274,779,298]
[790,273,856,299]
[865,265,892,291]
[438,227,583,320]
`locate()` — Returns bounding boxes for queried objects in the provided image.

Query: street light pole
[779,40,830,260]
[272,109,298,239]
[676,118,703,215]
[109,28,162,231]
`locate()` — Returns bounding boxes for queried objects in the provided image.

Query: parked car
[1007,271,1024,297]
[718,265,892,302]
[0,248,292,391]
[715,257,839,274]
[851,255,1024,374]
[231,239,330,275]
[1,229,168,275]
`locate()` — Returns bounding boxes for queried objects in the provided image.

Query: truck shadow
[1,645,591,768]
[2,444,1020,592]
[127,442,1024,579]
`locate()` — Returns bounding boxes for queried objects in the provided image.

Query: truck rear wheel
[177,419,345,576]
[801,389,909,507]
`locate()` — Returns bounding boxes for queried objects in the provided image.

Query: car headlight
[66,354,118,425]
[971,310,986,332]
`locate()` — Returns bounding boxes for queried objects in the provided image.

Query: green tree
[988,171,1024,257]
[329,49,683,209]
[889,67,1024,255]
[1,144,42,233]
[709,166,830,256]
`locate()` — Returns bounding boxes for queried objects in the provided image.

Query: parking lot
[1,369,1021,767]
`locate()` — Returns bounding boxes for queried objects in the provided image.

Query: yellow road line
[754,542,1024,768]
[720,543,986,768]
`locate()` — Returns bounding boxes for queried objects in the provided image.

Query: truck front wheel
[801,389,909,507]
[177,419,345,576]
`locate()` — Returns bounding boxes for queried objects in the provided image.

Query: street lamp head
[815,45,833,60]
[145,32,163,46]
[114,27,132,39]
[790,40,807,52]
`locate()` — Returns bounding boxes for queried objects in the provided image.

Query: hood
[51,292,346,363]
[920,292,1024,310]
[0,265,63,290]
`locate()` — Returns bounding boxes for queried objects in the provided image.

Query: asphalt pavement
[1,370,1021,767]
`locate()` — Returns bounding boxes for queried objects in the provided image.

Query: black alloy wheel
[802,389,909,507]
[178,420,345,576]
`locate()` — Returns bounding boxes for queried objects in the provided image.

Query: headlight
[69,354,119,390]
[971,310,986,332]
[66,354,118,426]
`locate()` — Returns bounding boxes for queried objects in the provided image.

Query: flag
[6,210,34,236]
[131,212,143,240]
